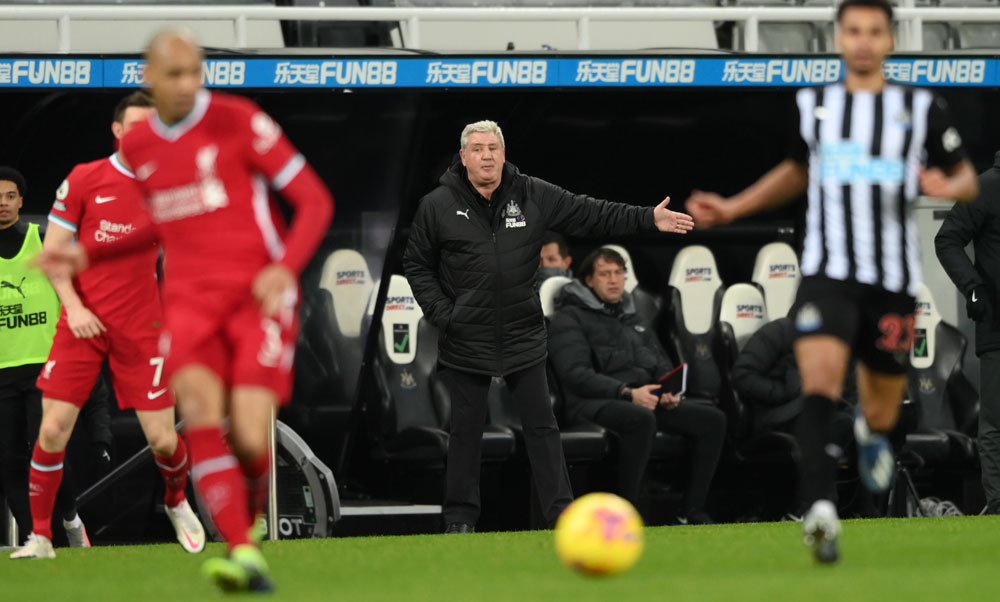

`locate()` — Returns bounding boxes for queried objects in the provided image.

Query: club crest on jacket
[504,200,526,229]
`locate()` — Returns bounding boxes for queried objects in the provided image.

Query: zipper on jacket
[491,229,504,375]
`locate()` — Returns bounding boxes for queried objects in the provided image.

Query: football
[554,492,644,576]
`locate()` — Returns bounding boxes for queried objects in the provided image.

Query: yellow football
[554,492,644,576]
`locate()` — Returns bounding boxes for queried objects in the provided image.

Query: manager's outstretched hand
[653,197,695,234]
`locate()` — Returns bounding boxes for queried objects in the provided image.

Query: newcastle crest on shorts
[504,199,526,229]
[795,303,822,333]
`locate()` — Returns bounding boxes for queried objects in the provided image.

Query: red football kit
[88,90,334,401]
[39,153,173,410]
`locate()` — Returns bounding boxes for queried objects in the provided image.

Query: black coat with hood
[403,160,655,376]
[547,280,672,422]
[935,151,1000,356]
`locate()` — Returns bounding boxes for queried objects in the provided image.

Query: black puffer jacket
[732,317,858,431]
[548,280,671,422]
[935,151,1000,356]
[404,160,654,376]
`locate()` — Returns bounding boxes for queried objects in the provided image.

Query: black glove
[967,284,992,323]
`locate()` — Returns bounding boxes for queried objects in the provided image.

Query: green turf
[2,517,997,601]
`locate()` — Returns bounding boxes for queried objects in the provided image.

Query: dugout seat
[602,244,661,328]
[715,283,801,517]
[751,242,800,320]
[529,275,611,461]
[539,275,573,319]
[662,245,725,401]
[716,283,770,440]
[371,275,515,464]
[904,284,979,471]
[486,376,610,465]
[313,249,375,405]
[719,284,769,353]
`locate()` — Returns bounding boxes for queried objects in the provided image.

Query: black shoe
[444,522,475,534]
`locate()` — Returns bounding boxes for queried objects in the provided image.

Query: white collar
[109,152,135,179]
[150,89,211,142]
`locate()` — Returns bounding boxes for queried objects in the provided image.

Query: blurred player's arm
[254,157,335,318]
[920,161,977,202]
[920,96,978,202]
[43,220,106,338]
[688,92,810,228]
[241,105,334,317]
[687,159,808,228]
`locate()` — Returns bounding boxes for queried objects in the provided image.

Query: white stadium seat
[381,274,424,365]
[319,249,375,338]
[912,283,943,370]
[719,283,768,353]
[539,275,573,319]
[751,242,800,320]
[668,245,722,335]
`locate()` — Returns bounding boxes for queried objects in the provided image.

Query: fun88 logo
[820,142,904,184]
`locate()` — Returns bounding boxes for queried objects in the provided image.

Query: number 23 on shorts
[876,313,915,354]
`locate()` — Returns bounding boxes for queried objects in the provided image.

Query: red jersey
[119,90,321,294]
[48,154,161,327]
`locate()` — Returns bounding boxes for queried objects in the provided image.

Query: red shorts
[161,289,298,404]
[38,313,175,411]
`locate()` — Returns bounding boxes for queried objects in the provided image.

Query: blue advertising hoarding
[0,56,995,89]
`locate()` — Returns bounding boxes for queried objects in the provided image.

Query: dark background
[1,73,997,532]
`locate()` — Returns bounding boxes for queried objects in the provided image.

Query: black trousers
[592,399,726,513]
[980,351,1000,510]
[0,363,80,543]
[439,361,573,527]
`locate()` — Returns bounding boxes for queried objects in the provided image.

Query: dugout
[0,52,996,538]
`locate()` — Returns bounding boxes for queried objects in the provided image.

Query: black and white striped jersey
[788,83,966,297]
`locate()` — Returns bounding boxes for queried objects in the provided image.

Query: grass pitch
[2,516,997,601]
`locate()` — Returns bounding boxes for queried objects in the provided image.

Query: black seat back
[907,284,977,434]
[316,249,375,405]
[663,286,724,400]
[372,276,446,440]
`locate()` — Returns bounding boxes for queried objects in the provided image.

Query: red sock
[154,434,189,508]
[186,427,251,549]
[241,452,270,520]
[29,444,65,540]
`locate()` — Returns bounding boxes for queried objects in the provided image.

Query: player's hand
[66,304,106,339]
[653,197,695,234]
[630,384,660,410]
[919,166,956,199]
[686,190,735,228]
[33,244,89,280]
[253,263,297,319]
[659,392,682,410]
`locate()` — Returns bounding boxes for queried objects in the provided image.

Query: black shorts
[790,276,916,375]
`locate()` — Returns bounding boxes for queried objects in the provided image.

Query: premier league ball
[554,492,644,576]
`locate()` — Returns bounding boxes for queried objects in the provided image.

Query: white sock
[63,514,82,529]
